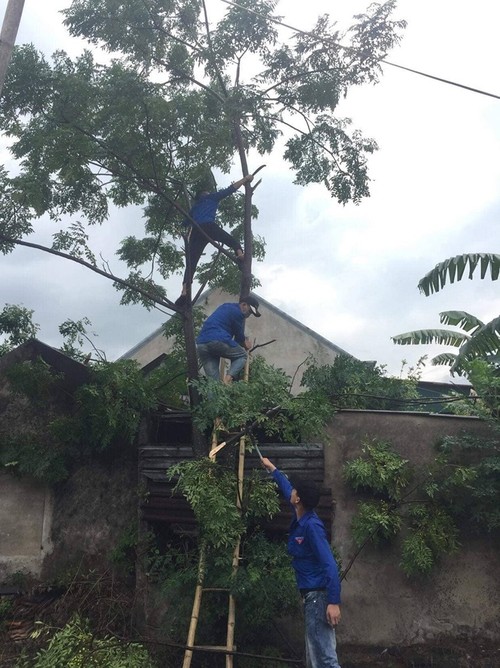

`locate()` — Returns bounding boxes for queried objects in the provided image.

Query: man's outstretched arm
[232,174,254,189]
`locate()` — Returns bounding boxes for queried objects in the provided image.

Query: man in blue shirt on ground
[196,295,261,384]
[261,456,342,668]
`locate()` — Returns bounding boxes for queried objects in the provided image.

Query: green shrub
[17,616,155,668]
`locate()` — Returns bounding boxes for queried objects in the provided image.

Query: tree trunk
[232,120,253,297]
[0,0,25,97]
[182,300,207,457]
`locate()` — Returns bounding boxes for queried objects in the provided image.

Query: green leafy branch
[17,615,154,668]
[167,458,279,550]
[344,438,467,576]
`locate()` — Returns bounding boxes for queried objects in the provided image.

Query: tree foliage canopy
[301,353,421,410]
[0,304,39,355]
[343,437,500,577]
[0,0,405,308]
[0,355,158,483]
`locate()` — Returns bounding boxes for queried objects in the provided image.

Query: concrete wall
[0,472,53,580]
[122,288,350,393]
[0,460,138,584]
[41,460,138,579]
[2,408,498,649]
[325,410,500,646]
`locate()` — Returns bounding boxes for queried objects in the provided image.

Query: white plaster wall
[0,472,53,580]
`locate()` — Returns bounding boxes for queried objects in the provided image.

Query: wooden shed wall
[139,443,333,535]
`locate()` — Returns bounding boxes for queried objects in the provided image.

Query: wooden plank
[147,483,178,494]
[245,462,323,474]
[142,508,195,520]
[142,510,196,524]
[245,453,323,463]
[142,497,190,509]
[139,452,192,463]
[141,492,333,536]
[139,445,193,455]
[248,443,323,454]
[139,441,331,535]
[142,472,171,482]
[139,444,323,464]
[140,459,180,470]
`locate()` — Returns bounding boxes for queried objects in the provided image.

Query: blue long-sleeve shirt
[272,468,341,605]
[184,185,236,226]
[196,303,246,348]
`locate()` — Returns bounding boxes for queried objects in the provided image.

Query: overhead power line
[220,0,500,101]
[381,60,500,100]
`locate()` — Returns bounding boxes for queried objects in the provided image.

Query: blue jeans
[197,341,247,381]
[303,591,341,668]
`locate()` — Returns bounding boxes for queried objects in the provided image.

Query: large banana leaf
[418,254,500,296]
[392,329,469,347]
[450,316,500,373]
[431,352,458,366]
[439,311,484,333]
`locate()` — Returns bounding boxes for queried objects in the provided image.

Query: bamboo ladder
[182,356,251,668]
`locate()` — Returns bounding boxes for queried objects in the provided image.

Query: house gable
[121,288,354,392]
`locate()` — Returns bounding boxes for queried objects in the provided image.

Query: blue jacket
[185,185,236,226]
[196,303,246,348]
[272,468,341,605]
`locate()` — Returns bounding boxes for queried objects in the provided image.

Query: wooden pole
[184,356,251,666]
[182,544,206,668]
[225,355,250,667]
[0,0,25,97]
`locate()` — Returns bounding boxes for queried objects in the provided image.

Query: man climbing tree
[196,294,261,383]
[176,174,254,306]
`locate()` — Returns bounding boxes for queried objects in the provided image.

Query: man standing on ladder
[260,456,342,668]
[176,174,254,305]
[196,295,261,384]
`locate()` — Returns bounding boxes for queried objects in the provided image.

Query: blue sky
[2,0,500,381]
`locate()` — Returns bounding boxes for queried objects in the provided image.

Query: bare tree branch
[0,233,180,313]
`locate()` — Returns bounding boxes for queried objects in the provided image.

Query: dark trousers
[183,222,242,285]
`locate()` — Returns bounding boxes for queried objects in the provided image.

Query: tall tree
[0,0,406,452]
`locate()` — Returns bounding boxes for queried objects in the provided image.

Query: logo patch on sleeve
[295,537,304,544]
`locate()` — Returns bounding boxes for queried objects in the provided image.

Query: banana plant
[418,253,500,296]
[393,252,500,376]
[392,311,500,375]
